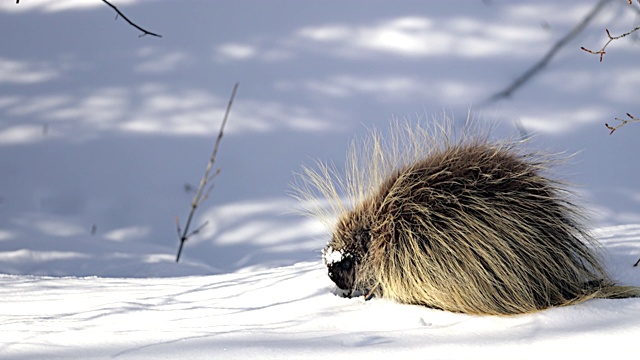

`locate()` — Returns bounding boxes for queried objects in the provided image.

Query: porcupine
[294,119,640,316]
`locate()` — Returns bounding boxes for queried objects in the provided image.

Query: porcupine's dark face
[323,225,370,294]
[325,249,356,290]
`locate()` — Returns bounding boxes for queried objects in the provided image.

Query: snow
[322,245,344,265]
[2,234,640,359]
[1,0,640,358]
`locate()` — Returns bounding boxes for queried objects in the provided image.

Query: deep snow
[1,0,640,358]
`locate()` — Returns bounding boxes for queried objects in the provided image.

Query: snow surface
[1,0,640,358]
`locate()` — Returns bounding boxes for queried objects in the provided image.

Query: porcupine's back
[361,139,617,315]
[295,120,640,315]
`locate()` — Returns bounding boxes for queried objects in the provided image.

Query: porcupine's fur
[294,119,640,316]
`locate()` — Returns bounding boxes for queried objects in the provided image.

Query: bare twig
[605,112,639,134]
[634,258,640,266]
[581,26,640,61]
[176,83,239,263]
[101,0,162,38]
[581,0,640,60]
[16,0,161,36]
[486,0,611,103]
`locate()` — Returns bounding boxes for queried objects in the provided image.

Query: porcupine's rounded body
[295,120,639,316]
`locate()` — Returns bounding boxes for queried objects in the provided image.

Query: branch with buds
[605,113,639,135]
[581,26,640,61]
[581,0,640,61]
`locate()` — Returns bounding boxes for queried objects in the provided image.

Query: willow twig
[581,0,640,61]
[605,112,639,134]
[581,25,640,61]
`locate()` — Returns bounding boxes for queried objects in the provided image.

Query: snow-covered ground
[2,226,640,359]
[1,1,640,358]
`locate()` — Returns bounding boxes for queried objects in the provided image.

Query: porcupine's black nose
[327,257,355,290]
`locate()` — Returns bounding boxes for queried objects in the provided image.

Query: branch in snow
[101,0,162,38]
[606,113,640,135]
[175,82,239,263]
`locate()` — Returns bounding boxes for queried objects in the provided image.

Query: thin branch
[605,112,639,134]
[581,25,640,61]
[175,216,182,237]
[207,168,222,184]
[187,221,209,238]
[485,0,611,103]
[634,258,640,267]
[581,0,640,60]
[101,0,162,38]
[200,182,216,205]
[176,83,239,263]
